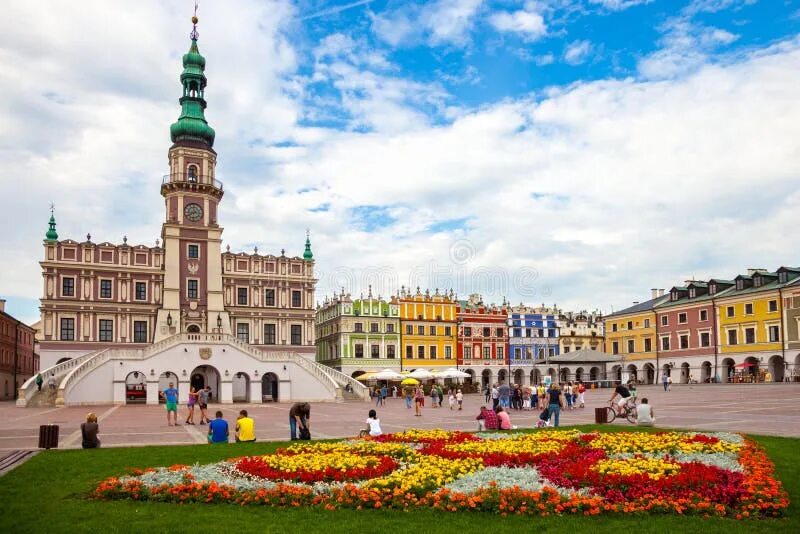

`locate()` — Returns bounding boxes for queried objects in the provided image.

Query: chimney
[747,268,766,276]
[0,298,5,312]
[650,289,658,299]
[659,289,665,296]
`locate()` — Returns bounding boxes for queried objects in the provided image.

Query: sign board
[621,372,630,384]
[544,375,552,386]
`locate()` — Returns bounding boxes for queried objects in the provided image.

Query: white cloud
[370,0,483,47]
[589,0,653,10]
[1,1,799,321]
[564,39,592,64]
[489,3,547,41]
[638,18,740,79]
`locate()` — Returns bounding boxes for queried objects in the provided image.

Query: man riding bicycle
[609,382,633,417]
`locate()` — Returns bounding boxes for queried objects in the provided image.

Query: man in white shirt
[636,397,656,426]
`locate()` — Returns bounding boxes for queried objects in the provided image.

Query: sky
[1,0,799,324]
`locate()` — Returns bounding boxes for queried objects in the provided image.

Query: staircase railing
[16,349,105,407]
[315,365,370,401]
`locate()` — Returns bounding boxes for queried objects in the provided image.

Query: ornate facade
[398,287,457,368]
[456,294,508,385]
[557,310,604,354]
[315,288,401,375]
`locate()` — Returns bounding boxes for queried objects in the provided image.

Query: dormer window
[709,284,716,295]
[736,280,743,290]
[671,291,678,301]
[779,272,787,283]
[753,276,762,288]
[689,288,696,298]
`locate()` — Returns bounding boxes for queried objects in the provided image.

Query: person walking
[414,385,424,416]
[380,384,388,406]
[430,384,438,408]
[577,381,586,408]
[289,402,311,440]
[81,412,101,449]
[565,382,574,411]
[437,384,444,408]
[448,388,456,410]
[207,411,229,444]
[456,389,463,410]
[545,383,566,427]
[185,386,198,424]
[35,373,43,392]
[484,384,491,404]
[662,373,669,391]
[491,383,500,410]
[404,386,413,409]
[197,386,211,424]
[235,409,256,442]
[160,381,179,426]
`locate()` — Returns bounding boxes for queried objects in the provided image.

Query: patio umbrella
[408,369,434,380]
[438,368,471,379]
[734,362,757,368]
[374,369,404,381]
[400,377,420,385]
[355,372,378,381]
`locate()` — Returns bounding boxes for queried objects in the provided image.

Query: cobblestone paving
[1,383,798,450]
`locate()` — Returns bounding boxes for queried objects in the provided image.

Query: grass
[0,425,796,533]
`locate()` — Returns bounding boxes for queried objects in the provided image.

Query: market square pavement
[1,383,798,450]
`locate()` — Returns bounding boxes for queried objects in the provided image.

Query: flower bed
[93,430,789,518]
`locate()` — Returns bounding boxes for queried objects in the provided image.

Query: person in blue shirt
[160,382,179,426]
[207,411,229,444]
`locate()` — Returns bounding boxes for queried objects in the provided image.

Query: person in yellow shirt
[235,409,256,443]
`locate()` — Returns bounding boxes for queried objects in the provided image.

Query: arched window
[187,165,198,183]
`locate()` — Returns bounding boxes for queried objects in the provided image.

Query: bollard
[594,407,608,424]
[38,424,59,449]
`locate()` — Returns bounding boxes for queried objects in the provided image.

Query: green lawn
[0,425,795,533]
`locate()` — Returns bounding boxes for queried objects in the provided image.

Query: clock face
[184,203,203,222]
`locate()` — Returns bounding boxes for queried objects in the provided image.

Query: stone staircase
[27,388,58,407]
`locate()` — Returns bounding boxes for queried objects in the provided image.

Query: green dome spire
[170,14,215,147]
[45,205,58,242]
[303,230,314,260]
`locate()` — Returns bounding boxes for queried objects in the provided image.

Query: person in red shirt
[476,406,499,431]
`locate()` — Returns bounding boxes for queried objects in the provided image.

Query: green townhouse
[315,287,401,377]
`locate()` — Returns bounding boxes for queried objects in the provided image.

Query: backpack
[299,426,311,440]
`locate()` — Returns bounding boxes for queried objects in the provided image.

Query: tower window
[187,280,198,300]
[188,244,199,258]
[187,165,198,183]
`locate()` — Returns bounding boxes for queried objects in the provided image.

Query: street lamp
[167,312,173,327]
[217,313,223,330]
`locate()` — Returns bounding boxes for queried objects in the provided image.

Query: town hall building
[18,15,365,407]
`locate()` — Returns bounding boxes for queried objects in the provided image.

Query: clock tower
[156,14,229,341]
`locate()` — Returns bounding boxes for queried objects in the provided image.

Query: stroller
[536,407,551,428]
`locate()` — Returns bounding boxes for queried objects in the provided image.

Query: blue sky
[1,0,799,324]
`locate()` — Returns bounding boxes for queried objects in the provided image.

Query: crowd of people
[78,380,658,449]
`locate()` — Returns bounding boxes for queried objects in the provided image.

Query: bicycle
[606,398,637,423]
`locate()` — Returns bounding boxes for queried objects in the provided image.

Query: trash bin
[594,407,608,424]
[38,424,59,449]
